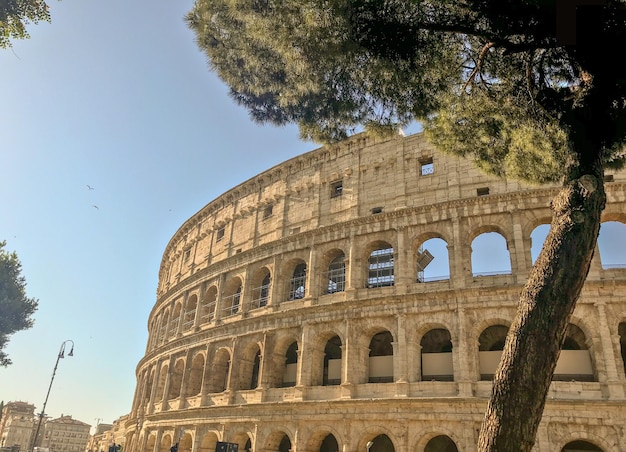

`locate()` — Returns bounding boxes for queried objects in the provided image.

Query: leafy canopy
[0,0,51,48]
[187,0,626,184]
[0,241,38,366]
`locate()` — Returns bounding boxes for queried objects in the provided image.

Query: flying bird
[87,185,94,190]
[92,205,99,210]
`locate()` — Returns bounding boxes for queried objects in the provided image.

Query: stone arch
[185,352,205,397]
[421,328,453,381]
[168,358,185,399]
[561,440,603,451]
[360,432,396,452]
[368,330,394,383]
[159,309,170,344]
[170,301,183,336]
[198,431,220,452]
[284,258,307,301]
[557,430,614,452]
[470,228,512,276]
[250,266,272,309]
[306,425,343,452]
[619,321,626,377]
[183,294,198,332]
[201,285,218,324]
[478,324,510,380]
[412,233,451,283]
[264,431,292,452]
[230,430,254,452]
[143,367,154,407]
[321,249,347,294]
[237,341,263,390]
[269,334,300,388]
[146,434,156,452]
[308,329,344,386]
[597,220,626,269]
[554,323,597,382]
[424,435,459,452]
[223,276,243,317]
[159,433,173,452]
[366,240,395,288]
[155,363,169,401]
[179,432,193,452]
[530,222,551,264]
[207,347,231,393]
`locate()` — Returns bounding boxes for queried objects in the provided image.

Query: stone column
[394,314,408,383]
[455,307,473,397]
[450,217,468,289]
[511,214,530,282]
[214,274,226,321]
[395,226,411,290]
[305,246,318,300]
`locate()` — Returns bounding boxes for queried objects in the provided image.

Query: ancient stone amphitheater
[127,133,626,452]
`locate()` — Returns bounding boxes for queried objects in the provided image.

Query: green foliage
[0,241,38,366]
[0,0,51,49]
[187,0,626,184]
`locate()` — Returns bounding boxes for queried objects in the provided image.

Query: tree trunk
[477,155,606,451]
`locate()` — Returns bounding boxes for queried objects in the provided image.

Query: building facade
[0,402,35,452]
[126,133,626,451]
[40,416,90,452]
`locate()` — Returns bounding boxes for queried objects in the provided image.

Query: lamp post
[31,340,75,451]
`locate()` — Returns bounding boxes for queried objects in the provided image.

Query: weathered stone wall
[128,132,626,452]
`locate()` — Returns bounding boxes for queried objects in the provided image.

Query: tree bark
[477,156,606,451]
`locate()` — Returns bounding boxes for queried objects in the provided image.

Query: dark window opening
[330,180,343,198]
[420,157,434,175]
[263,205,273,219]
[477,187,490,196]
[216,226,225,242]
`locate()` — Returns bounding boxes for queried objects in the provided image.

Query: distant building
[40,416,90,452]
[88,416,127,452]
[0,401,35,451]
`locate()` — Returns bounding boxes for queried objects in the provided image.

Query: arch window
[169,303,182,337]
[368,245,394,288]
[325,253,346,294]
[368,434,394,452]
[597,221,626,269]
[159,311,170,344]
[238,345,262,391]
[185,354,205,397]
[282,341,298,387]
[320,434,338,452]
[478,325,509,380]
[471,232,512,276]
[168,359,184,400]
[421,329,453,381]
[289,263,307,300]
[155,365,168,401]
[222,278,242,318]
[417,238,450,282]
[251,270,271,309]
[425,436,458,452]
[201,286,217,324]
[208,349,231,393]
[553,324,595,382]
[530,224,550,264]
[250,350,261,389]
[369,331,394,383]
[323,335,342,386]
[183,294,198,331]
[279,435,291,452]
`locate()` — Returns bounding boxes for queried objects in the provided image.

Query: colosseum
[126,132,626,452]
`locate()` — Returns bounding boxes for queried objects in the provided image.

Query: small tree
[186,1,626,450]
[0,0,52,49]
[0,241,38,366]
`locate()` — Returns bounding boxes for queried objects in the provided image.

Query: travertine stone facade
[0,401,35,451]
[40,415,91,452]
[127,132,626,452]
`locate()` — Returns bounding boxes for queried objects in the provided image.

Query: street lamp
[31,340,75,451]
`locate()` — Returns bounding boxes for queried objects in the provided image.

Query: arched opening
[367,434,394,452]
[325,252,346,294]
[170,302,183,336]
[471,232,512,276]
[223,278,243,318]
[159,310,170,344]
[201,286,217,324]
[597,220,626,269]
[417,238,450,282]
[186,353,205,397]
[279,435,291,452]
[251,350,261,389]
[478,325,509,380]
[183,294,198,331]
[320,434,338,452]
[251,269,271,309]
[289,262,307,300]
[561,440,603,451]
[530,224,550,264]
[368,244,394,288]
[168,359,185,399]
[244,438,252,452]
[282,341,298,387]
[155,365,168,401]
[369,331,394,383]
[554,324,595,382]
[179,432,193,452]
[159,434,173,452]
[208,348,231,393]
[421,329,453,381]
[424,435,458,452]
[323,335,342,386]
[199,432,219,452]
[238,344,262,391]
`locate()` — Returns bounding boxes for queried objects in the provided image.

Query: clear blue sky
[1,0,624,435]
